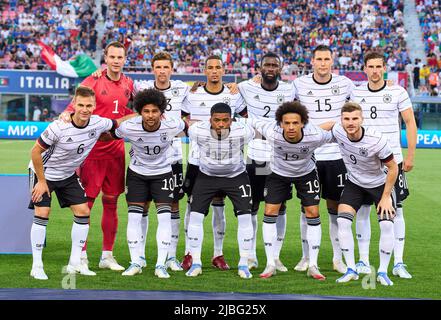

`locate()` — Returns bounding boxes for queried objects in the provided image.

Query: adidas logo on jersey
[254,95,260,101]
[137,137,143,142]
[307,91,313,95]
[67,137,73,142]
[361,98,366,103]
[200,102,206,107]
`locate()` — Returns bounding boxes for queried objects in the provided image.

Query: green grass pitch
[0,139,440,299]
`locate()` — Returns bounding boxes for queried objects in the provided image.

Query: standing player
[181,55,247,271]
[61,41,134,272]
[134,52,190,272]
[238,52,295,271]
[247,102,334,280]
[28,86,131,280]
[112,89,186,278]
[292,45,354,274]
[185,103,255,279]
[333,102,398,286]
[350,52,417,278]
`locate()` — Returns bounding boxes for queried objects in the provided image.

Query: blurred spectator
[32,105,41,121]
[40,108,51,122]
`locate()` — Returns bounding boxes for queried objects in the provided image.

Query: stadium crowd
[1,0,411,74]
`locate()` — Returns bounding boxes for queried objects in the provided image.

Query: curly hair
[134,88,167,114]
[275,101,309,125]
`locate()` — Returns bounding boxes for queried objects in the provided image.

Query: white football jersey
[30,116,115,181]
[188,121,254,178]
[248,118,333,177]
[115,116,185,176]
[134,79,190,163]
[332,123,394,188]
[350,83,412,164]
[294,74,355,161]
[238,79,295,161]
[182,85,246,165]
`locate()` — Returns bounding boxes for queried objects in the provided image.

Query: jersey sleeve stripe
[37,137,50,150]
[381,154,394,163]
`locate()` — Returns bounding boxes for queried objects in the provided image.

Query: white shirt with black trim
[115,116,185,176]
[332,123,394,188]
[294,73,355,161]
[134,79,190,163]
[30,115,115,181]
[238,79,296,161]
[248,117,333,177]
[188,121,254,178]
[350,83,412,164]
[182,85,246,165]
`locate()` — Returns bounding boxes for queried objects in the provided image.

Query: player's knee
[102,194,118,205]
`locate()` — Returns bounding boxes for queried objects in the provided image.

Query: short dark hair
[152,51,173,68]
[104,41,126,56]
[364,51,385,66]
[211,102,231,116]
[261,52,281,65]
[313,45,332,57]
[134,89,167,114]
[74,86,95,99]
[341,102,362,114]
[205,55,223,67]
[275,101,309,125]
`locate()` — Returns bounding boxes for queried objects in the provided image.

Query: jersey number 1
[112,100,119,114]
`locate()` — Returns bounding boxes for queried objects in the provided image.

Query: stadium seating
[1,0,411,74]
[416,0,441,68]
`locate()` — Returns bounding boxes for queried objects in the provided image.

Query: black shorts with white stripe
[316,159,347,201]
[394,162,409,203]
[264,170,320,207]
[125,168,175,204]
[339,179,397,213]
[28,170,87,209]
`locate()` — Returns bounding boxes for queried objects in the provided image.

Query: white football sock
[262,214,277,267]
[378,219,394,273]
[140,211,149,258]
[188,211,205,265]
[306,217,322,267]
[237,213,253,266]
[169,210,180,259]
[31,216,48,268]
[184,202,191,255]
[393,205,405,265]
[212,202,225,257]
[356,204,371,265]
[337,213,355,270]
[127,206,144,265]
[274,209,286,260]
[328,208,341,262]
[250,211,258,261]
[300,208,309,259]
[156,206,172,266]
[70,216,90,267]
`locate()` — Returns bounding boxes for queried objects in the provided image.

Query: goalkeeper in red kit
[61,41,134,272]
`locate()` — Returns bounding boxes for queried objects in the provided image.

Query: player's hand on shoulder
[59,111,73,123]
[252,74,262,84]
[225,82,239,94]
[190,81,205,93]
[386,79,395,87]
[92,68,106,78]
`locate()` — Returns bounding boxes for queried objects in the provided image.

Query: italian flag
[37,41,97,78]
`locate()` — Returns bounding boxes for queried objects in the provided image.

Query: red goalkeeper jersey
[66,69,134,160]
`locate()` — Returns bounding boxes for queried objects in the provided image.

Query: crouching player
[29,86,133,280]
[333,102,398,286]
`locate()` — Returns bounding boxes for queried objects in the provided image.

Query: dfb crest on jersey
[358,147,369,157]
[88,130,97,139]
[300,146,309,154]
[160,132,168,143]
[125,89,130,98]
[172,88,179,97]
[383,94,392,104]
[277,94,284,104]
[223,97,231,105]
[331,85,340,95]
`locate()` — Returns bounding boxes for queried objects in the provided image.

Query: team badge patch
[42,130,49,138]
[277,94,284,104]
[331,85,340,95]
[359,147,369,157]
[300,146,309,154]
[88,130,97,139]
[383,94,392,103]
[160,132,168,143]
[172,88,179,97]
[223,97,231,105]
